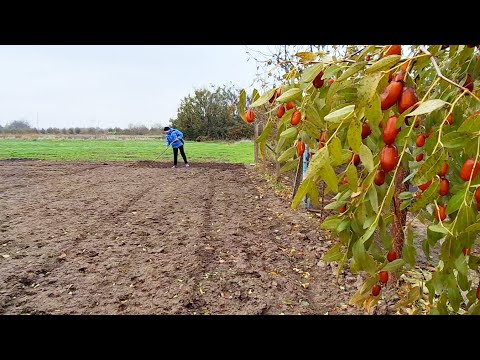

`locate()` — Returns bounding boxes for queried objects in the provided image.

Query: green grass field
[0,138,254,164]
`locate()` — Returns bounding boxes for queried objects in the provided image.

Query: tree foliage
[171,84,253,141]
[241,45,480,314]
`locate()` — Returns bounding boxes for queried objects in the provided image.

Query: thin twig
[419,46,471,93]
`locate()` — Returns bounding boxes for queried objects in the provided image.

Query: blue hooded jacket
[165,128,184,149]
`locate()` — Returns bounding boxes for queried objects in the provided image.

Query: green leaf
[346,164,358,192]
[446,187,467,215]
[308,182,321,207]
[465,223,480,233]
[305,147,329,180]
[399,191,413,200]
[359,144,374,172]
[422,239,431,260]
[403,244,416,266]
[359,225,376,244]
[448,288,461,313]
[323,64,341,79]
[296,51,318,61]
[238,89,246,114]
[410,179,439,213]
[328,137,343,166]
[347,118,362,153]
[406,99,447,117]
[276,88,303,103]
[337,219,350,233]
[411,150,445,186]
[337,61,367,82]
[279,127,298,140]
[352,240,377,275]
[365,55,401,73]
[250,88,276,108]
[357,72,383,110]
[324,104,355,123]
[454,255,468,277]
[383,181,396,211]
[292,177,314,210]
[364,93,382,127]
[305,104,323,128]
[280,159,299,174]
[453,204,477,236]
[323,243,344,262]
[458,114,480,133]
[457,271,470,291]
[300,63,324,83]
[321,216,342,231]
[368,185,379,213]
[255,120,273,144]
[381,259,406,272]
[252,89,260,103]
[320,163,338,193]
[363,215,376,230]
[428,224,449,235]
[442,132,470,149]
[277,146,297,163]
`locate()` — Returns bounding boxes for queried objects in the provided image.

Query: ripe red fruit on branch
[269,88,282,103]
[277,104,285,118]
[418,180,432,191]
[286,101,296,110]
[374,170,386,186]
[380,145,399,172]
[378,271,389,284]
[416,134,425,147]
[382,116,400,145]
[319,132,327,149]
[439,179,450,196]
[475,187,480,208]
[246,109,255,123]
[387,250,397,262]
[397,87,418,114]
[372,284,381,297]
[394,71,405,82]
[361,122,372,139]
[438,163,448,177]
[296,141,305,157]
[459,159,480,181]
[384,45,401,56]
[463,248,471,256]
[339,205,347,213]
[464,73,474,93]
[477,286,480,301]
[444,114,453,125]
[416,153,424,162]
[313,71,325,89]
[352,154,360,166]
[380,81,403,110]
[435,205,446,222]
[290,111,301,126]
[401,61,409,72]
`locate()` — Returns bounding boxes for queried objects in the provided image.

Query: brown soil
[0,160,366,315]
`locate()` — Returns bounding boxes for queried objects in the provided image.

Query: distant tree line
[1,84,255,141]
[0,120,167,136]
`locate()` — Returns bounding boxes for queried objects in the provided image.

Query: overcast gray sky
[0,45,273,129]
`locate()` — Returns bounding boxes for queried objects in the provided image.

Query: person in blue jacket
[163,126,189,168]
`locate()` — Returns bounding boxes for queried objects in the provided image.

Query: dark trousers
[173,145,188,165]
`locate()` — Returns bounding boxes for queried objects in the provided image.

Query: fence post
[301,144,311,209]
